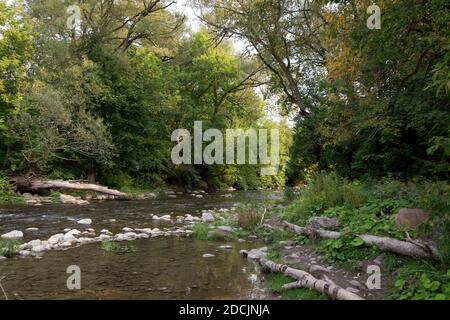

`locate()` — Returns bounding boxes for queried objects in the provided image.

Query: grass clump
[0,239,21,257]
[318,237,380,269]
[100,241,135,253]
[50,191,61,203]
[265,274,327,300]
[387,259,450,300]
[282,172,450,266]
[192,223,210,240]
[236,203,269,231]
[192,222,237,241]
[0,171,24,205]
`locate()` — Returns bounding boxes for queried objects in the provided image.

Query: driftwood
[264,220,440,260]
[241,252,364,300]
[25,180,126,198]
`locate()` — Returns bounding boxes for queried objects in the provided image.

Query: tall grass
[236,204,268,230]
[0,239,21,257]
[282,172,450,266]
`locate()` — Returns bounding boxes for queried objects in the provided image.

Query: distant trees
[0,1,290,189]
[199,0,450,182]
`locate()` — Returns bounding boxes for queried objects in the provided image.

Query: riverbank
[228,174,449,300]
[1,178,448,300]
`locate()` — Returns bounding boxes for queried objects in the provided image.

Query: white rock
[137,233,149,239]
[60,241,73,248]
[98,234,112,241]
[201,212,215,223]
[63,233,77,242]
[124,232,137,240]
[109,219,116,222]
[87,228,95,233]
[100,229,113,236]
[67,229,81,236]
[77,218,92,225]
[202,254,215,258]
[122,227,134,232]
[78,237,94,244]
[1,230,23,240]
[28,239,42,248]
[0,256,7,261]
[218,226,234,233]
[151,232,163,238]
[25,227,39,232]
[219,245,233,249]
[135,228,152,234]
[152,215,160,220]
[31,245,46,253]
[114,233,127,241]
[161,215,171,221]
[247,249,265,260]
[19,250,31,257]
[48,234,65,245]
[60,194,89,205]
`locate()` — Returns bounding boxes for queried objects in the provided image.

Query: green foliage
[0,2,291,190]
[283,173,450,266]
[389,261,450,300]
[49,191,61,203]
[0,239,21,257]
[319,236,380,267]
[284,0,450,182]
[236,203,269,231]
[282,172,370,224]
[264,274,327,300]
[100,241,135,254]
[192,223,210,240]
[0,171,22,204]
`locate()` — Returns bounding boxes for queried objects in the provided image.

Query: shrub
[0,239,21,257]
[192,223,210,240]
[100,241,135,253]
[236,204,268,230]
[389,261,450,300]
[0,171,21,204]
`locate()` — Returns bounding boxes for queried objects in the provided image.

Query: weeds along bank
[188,173,448,300]
[281,174,449,299]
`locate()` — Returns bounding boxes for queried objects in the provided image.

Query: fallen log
[241,252,364,300]
[264,220,440,260]
[26,180,127,198]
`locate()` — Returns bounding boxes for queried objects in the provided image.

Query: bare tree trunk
[242,252,364,300]
[87,167,96,184]
[27,180,126,197]
[264,220,440,260]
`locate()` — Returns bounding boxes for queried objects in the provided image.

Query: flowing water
[0,191,282,300]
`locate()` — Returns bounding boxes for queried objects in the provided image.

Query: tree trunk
[26,179,126,197]
[87,167,96,184]
[264,220,440,260]
[242,252,364,300]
